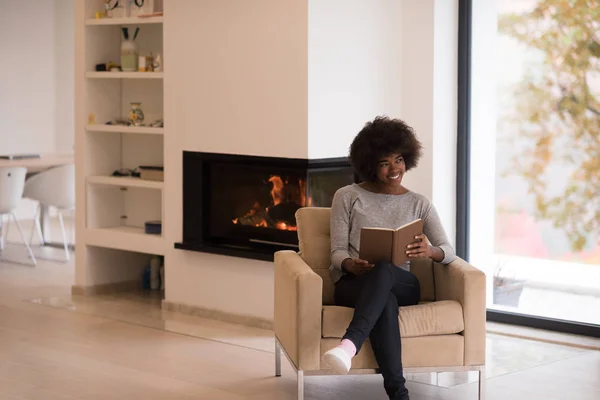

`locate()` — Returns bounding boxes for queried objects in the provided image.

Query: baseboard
[161,300,273,330]
[71,280,141,295]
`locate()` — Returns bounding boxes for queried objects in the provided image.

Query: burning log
[232,175,305,231]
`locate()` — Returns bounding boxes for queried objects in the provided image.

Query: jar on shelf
[128,102,145,126]
[120,38,138,72]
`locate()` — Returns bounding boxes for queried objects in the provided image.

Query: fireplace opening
[175,152,356,261]
[231,174,306,232]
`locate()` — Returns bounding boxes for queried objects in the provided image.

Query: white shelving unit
[86,124,164,135]
[75,1,166,293]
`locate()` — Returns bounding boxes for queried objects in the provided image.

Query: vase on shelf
[128,102,145,126]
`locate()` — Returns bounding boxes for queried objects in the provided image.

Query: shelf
[86,226,165,255]
[86,71,163,79]
[86,124,164,135]
[87,176,163,190]
[85,16,164,26]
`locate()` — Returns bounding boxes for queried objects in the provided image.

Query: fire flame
[269,176,284,206]
[232,175,309,231]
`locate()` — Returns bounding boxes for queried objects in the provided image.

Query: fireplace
[174,151,356,261]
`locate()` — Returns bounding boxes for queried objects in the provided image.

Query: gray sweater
[330,183,456,283]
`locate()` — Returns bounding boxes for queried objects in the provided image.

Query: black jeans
[334,262,421,400]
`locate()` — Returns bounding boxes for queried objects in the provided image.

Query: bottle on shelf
[150,256,161,290]
[120,27,140,72]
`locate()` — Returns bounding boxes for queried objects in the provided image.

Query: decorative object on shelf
[138,55,146,72]
[131,0,163,17]
[111,168,140,177]
[107,61,120,71]
[153,53,162,72]
[95,63,107,71]
[142,264,151,289]
[149,119,164,127]
[106,118,129,126]
[150,256,161,290]
[160,264,164,290]
[144,220,162,235]
[88,113,95,124]
[128,102,145,126]
[120,27,140,72]
[139,165,163,181]
[146,54,154,72]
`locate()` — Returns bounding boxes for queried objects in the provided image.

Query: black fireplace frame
[174,151,354,261]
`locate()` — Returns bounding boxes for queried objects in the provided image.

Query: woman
[322,116,456,400]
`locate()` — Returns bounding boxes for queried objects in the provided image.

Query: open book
[359,219,424,266]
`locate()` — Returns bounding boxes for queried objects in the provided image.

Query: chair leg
[297,370,304,400]
[4,213,10,242]
[478,367,486,400]
[0,214,5,251]
[36,206,45,246]
[275,340,282,377]
[29,204,44,247]
[11,212,36,266]
[58,211,70,262]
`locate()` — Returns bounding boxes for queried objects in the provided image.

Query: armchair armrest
[274,250,323,371]
[434,257,486,366]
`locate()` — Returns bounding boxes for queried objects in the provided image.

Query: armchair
[274,207,486,399]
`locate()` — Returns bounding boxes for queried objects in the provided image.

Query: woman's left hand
[406,234,431,259]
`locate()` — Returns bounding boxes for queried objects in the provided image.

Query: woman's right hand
[342,258,374,276]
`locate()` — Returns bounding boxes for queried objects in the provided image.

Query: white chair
[0,167,37,266]
[23,164,75,262]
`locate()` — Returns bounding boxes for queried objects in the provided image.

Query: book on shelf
[359,219,424,266]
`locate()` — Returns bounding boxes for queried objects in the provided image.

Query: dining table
[0,153,74,251]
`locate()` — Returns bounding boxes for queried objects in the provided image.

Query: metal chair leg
[275,340,282,377]
[297,370,304,400]
[4,213,10,242]
[58,211,70,262]
[29,204,45,247]
[0,214,5,251]
[10,212,36,266]
[478,367,486,400]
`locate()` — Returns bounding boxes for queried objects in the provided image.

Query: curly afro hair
[349,116,423,182]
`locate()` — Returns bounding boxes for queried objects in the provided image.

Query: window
[459,0,600,334]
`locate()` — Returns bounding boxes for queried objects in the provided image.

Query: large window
[460,0,600,334]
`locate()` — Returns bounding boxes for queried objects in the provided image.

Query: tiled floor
[0,221,599,399]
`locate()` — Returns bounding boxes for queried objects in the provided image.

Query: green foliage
[499,0,600,251]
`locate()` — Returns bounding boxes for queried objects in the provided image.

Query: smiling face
[375,153,406,188]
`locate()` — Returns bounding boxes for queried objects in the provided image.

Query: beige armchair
[274,207,487,399]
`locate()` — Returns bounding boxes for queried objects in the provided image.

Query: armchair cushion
[322,300,464,339]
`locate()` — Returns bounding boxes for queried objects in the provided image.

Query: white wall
[308,0,403,159]
[0,0,74,155]
[54,0,75,153]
